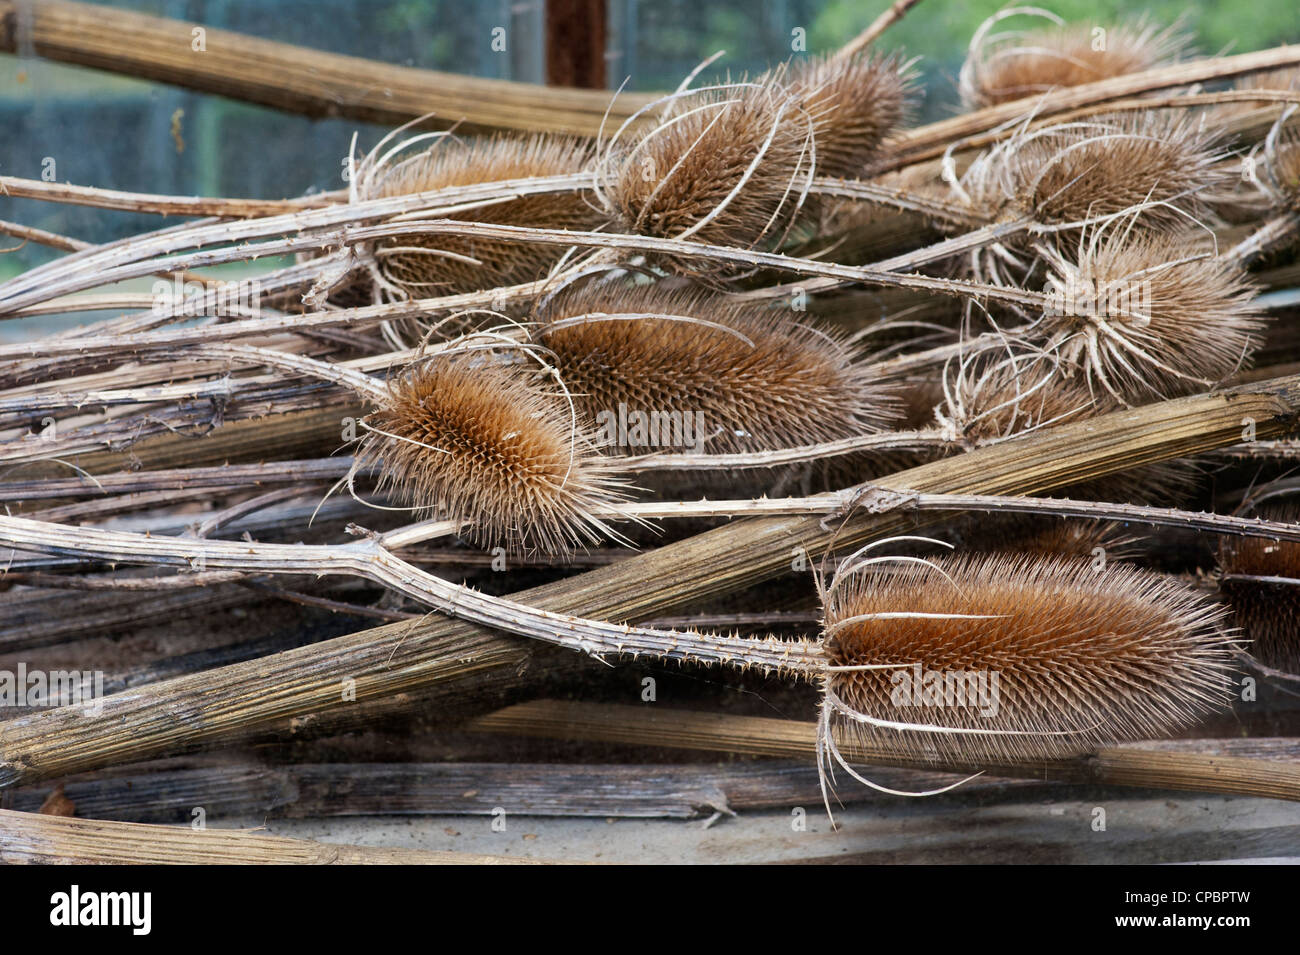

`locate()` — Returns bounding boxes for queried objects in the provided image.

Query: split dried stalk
[0,0,652,138]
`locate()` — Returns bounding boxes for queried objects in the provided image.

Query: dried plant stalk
[467,701,1300,803]
[0,809,544,864]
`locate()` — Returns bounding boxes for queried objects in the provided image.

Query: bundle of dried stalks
[4,6,1300,864]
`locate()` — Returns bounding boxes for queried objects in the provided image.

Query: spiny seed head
[1038,229,1264,403]
[938,355,1093,445]
[960,14,1192,109]
[356,356,629,554]
[821,552,1237,764]
[936,353,1193,503]
[1262,119,1300,213]
[786,52,915,180]
[598,79,814,276]
[976,519,1133,560]
[1219,499,1300,672]
[359,134,603,296]
[534,283,899,454]
[960,112,1229,236]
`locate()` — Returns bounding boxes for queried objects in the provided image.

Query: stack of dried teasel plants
[4,1,1300,863]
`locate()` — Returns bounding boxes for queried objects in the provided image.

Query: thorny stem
[0,515,827,678]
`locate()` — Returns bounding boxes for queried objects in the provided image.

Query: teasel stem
[884,44,1300,171]
[833,0,925,62]
[0,173,593,312]
[0,174,338,217]
[0,514,828,679]
[1227,211,1300,265]
[624,431,949,470]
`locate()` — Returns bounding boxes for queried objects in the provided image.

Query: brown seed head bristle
[960,15,1192,109]
[534,283,899,454]
[969,518,1134,561]
[598,79,813,275]
[786,52,914,180]
[360,134,604,296]
[1219,499,1300,672]
[1038,229,1265,402]
[960,112,1228,236]
[356,356,629,554]
[821,552,1236,764]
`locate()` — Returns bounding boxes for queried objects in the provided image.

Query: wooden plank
[0,0,650,137]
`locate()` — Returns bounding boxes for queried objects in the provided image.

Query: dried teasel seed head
[820,551,1237,765]
[937,354,1093,446]
[959,11,1192,110]
[785,52,915,180]
[357,133,604,296]
[935,352,1193,503]
[597,79,814,276]
[355,355,630,554]
[1219,498,1300,672]
[1037,229,1265,403]
[1260,113,1300,213]
[533,283,899,454]
[959,112,1230,239]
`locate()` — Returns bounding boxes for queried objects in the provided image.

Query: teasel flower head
[1218,496,1300,673]
[533,282,899,455]
[955,111,1230,268]
[354,131,603,297]
[354,354,632,554]
[785,51,916,180]
[959,9,1192,110]
[816,544,1238,775]
[1035,227,1265,404]
[594,77,816,278]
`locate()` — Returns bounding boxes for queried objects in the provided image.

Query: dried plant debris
[6,7,1300,832]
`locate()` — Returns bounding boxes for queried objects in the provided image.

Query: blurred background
[1,0,1297,276]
